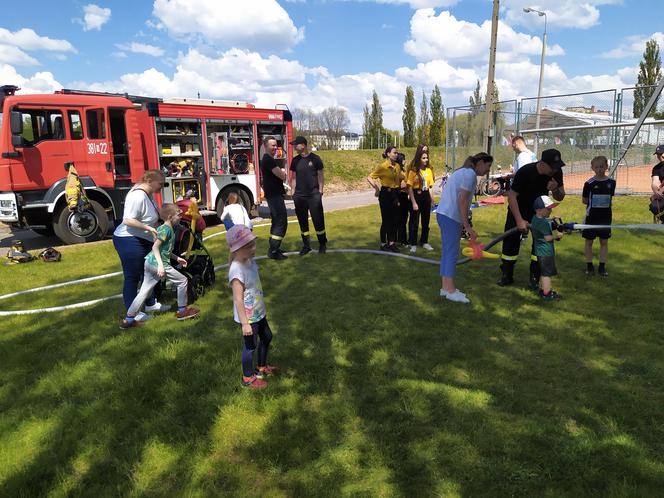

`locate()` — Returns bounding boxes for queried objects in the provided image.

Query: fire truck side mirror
[10,111,22,136]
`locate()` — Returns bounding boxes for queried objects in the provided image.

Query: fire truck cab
[0,85,292,244]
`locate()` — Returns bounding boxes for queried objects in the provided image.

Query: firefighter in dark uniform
[498,148,566,287]
[260,136,289,260]
[289,136,327,255]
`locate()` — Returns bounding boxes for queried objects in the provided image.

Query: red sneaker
[242,375,267,389]
[119,319,144,330]
[176,307,200,321]
[256,365,278,379]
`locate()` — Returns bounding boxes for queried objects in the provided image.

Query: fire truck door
[108,108,131,177]
[12,107,74,190]
[73,107,114,188]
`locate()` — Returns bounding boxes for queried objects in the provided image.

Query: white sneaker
[134,311,152,322]
[445,290,470,304]
[409,245,417,253]
[145,301,171,313]
[440,288,448,297]
[422,243,434,251]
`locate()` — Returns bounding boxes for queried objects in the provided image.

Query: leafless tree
[320,106,350,149]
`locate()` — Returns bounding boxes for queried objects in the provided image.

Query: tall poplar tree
[429,85,445,146]
[402,86,416,147]
[633,39,662,118]
[370,90,383,149]
[417,91,430,145]
[361,104,372,149]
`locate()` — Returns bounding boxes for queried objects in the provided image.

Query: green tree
[429,85,445,146]
[469,79,483,110]
[402,86,416,148]
[633,39,662,118]
[370,90,384,149]
[417,91,429,145]
[361,104,371,149]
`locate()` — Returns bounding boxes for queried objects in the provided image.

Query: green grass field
[1,196,663,497]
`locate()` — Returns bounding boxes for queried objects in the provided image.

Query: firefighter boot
[497,260,515,286]
[268,238,287,260]
[529,259,540,290]
[317,232,327,254]
[299,235,312,256]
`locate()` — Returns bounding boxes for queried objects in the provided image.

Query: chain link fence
[446,86,664,194]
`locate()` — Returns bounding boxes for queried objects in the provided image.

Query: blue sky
[1,0,662,131]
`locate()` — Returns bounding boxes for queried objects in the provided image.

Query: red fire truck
[0,85,292,244]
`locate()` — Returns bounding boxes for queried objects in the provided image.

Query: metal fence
[446,85,664,194]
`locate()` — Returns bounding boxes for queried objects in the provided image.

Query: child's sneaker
[134,311,152,322]
[255,365,278,379]
[539,290,562,300]
[145,301,171,313]
[445,290,470,304]
[242,375,267,389]
[422,243,434,251]
[119,319,144,330]
[176,307,200,321]
[598,267,608,277]
[409,245,417,253]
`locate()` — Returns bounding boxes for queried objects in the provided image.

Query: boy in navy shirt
[582,156,616,276]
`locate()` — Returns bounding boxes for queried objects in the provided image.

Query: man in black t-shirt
[289,136,327,255]
[260,136,289,260]
[498,148,566,287]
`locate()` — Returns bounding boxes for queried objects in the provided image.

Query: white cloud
[0,45,39,66]
[357,0,458,7]
[503,0,620,30]
[404,10,564,62]
[116,42,165,57]
[601,32,664,59]
[0,64,62,94]
[152,0,304,51]
[78,4,112,31]
[0,28,76,53]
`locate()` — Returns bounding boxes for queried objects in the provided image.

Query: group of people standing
[366,144,436,254]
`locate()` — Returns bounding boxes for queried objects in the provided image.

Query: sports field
[1,196,662,497]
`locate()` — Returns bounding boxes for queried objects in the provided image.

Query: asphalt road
[1,190,380,252]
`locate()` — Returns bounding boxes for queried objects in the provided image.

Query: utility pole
[483,0,500,154]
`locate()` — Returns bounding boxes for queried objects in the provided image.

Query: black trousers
[267,195,288,243]
[501,209,539,278]
[397,191,409,244]
[408,190,432,246]
[294,193,327,244]
[378,188,399,244]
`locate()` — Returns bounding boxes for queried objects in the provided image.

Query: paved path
[1,190,380,251]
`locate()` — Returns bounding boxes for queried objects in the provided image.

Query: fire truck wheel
[53,200,109,244]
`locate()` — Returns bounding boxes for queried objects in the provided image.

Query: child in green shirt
[121,203,199,329]
[530,195,564,300]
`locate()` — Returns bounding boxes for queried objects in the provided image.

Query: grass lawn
[1,196,663,497]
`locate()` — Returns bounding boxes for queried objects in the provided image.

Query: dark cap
[541,148,565,169]
[533,195,558,210]
[289,136,307,146]
[654,144,664,155]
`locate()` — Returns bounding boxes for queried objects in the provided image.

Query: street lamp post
[524,7,547,155]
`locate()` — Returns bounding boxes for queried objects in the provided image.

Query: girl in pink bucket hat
[226,225,278,389]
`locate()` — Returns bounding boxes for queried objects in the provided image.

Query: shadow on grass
[1,199,663,496]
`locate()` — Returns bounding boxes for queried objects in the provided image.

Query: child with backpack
[120,203,200,329]
[226,224,277,389]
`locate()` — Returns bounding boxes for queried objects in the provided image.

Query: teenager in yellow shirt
[367,146,404,252]
[406,145,436,253]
